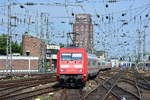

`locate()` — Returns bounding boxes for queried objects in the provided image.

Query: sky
[0,0,150,58]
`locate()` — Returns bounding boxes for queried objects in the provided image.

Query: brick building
[0,33,46,73]
[73,14,93,52]
[0,56,38,72]
[22,33,46,57]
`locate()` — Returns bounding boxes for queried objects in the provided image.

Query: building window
[26,50,30,56]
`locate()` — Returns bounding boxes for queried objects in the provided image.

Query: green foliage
[11,42,21,54]
[0,34,7,55]
[0,34,23,55]
[59,43,65,48]
[19,42,23,55]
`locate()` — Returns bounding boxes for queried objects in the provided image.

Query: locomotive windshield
[61,53,82,61]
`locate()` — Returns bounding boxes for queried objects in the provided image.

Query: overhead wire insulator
[72,13,74,16]
[96,14,100,18]
[61,21,65,23]
[106,16,109,19]
[145,14,148,17]
[94,23,98,26]
[122,13,126,16]
[144,25,148,28]
[105,4,109,8]
[24,2,36,6]
[20,5,24,8]
[123,22,128,25]
[107,0,120,3]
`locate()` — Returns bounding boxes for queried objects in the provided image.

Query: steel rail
[0,75,56,88]
[121,78,150,90]
[0,79,57,97]
[83,71,122,100]
[101,77,121,100]
[0,74,56,85]
[101,71,142,100]
[135,82,143,100]
[100,71,123,100]
[115,85,141,99]
[0,82,58,100]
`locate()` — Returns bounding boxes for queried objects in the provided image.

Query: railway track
[0,78,57,97]
[0,76,56,88]
[83,71,122,100]
[0,82,59,100]
[0,73,56,86]
[59,89,84,100]
[0,73,58,99]
[52,69,149,100]
[108,71,143,100]
[83,71,145,100]
[121,78,150,90]
[0,69,148,100]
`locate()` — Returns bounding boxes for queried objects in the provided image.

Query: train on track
[56,47,111,86]
[137,61,150,71]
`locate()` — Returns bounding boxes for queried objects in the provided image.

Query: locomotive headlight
[60,69,65,72]
[74,65,82,68]
[60,65,69,68]
[78,69,82,72]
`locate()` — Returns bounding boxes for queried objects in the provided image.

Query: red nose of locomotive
[56,48,88,83]
[59,60,83,74]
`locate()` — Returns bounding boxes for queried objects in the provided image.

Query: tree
[0,34,7,55]
[0,34,22,55]
[59,43,65,48]
[11,42,21,54]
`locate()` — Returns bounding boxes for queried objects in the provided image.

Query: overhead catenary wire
[92,0,150,57]
[0,0,150,59]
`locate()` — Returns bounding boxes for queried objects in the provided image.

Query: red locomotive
[56,47,100,86]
